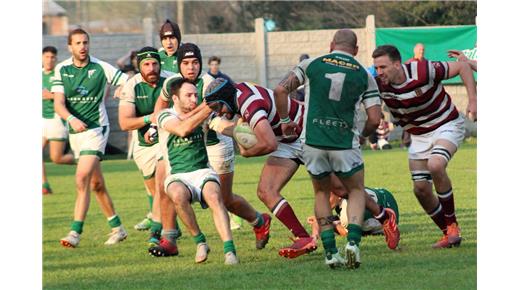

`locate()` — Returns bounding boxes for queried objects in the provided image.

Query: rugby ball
[233,122,257,149]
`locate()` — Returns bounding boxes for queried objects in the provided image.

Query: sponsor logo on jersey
[88,69,96,78]
[312,117,350,129]
[136,95,149,99]
[63,73,74,78]
[322,57,360,70]
[172,132,204,146]
[75,86,89,97]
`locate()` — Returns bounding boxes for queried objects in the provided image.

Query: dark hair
[170,78,194,98]
[67,28,89,45]
[208,56,221,65]
[299,53,310,62]
[42,46,57,55]
[372,45,402,62]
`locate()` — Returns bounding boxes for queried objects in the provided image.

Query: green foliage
[54,1,477,34]
[43,144,476,289]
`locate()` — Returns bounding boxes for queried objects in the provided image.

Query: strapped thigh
[411,170,432,183]
[431,145,452,163]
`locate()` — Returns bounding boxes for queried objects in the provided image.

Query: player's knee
[222,194,235,209]
[169,185,189,205]
[203,190,221,207]
[413,182,430,198]
[49,153,61,164]
[75,172,89,187]
[427,158,447,176]
[257,185,274,203]
[90,179,106,193]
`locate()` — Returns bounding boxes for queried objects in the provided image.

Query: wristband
[143,114,151,125]
[280,117,291,124]
[67,115,76,123]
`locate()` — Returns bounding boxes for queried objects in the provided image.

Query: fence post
[255,18,268,87]
[143,18,154,46]
[366,15,376,65]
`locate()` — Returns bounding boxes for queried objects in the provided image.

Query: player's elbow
[264,138,278,153]
[119,122,130,131]
[274,85,289,97]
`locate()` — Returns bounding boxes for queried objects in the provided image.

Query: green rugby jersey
[42,69,55,119]
[157,108,209,174]
[159,48,179,75]
[51,56,127,133]
[161,72,219,146]
[293,51,381,150]
[120,73,168,146]
[364,187,399,224]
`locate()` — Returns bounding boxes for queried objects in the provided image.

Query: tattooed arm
[274,71,302,119]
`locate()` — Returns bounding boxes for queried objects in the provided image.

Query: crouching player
[150,78,239,265]
[309,186,399,240]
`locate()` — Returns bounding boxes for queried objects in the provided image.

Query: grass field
[43,143,476,290]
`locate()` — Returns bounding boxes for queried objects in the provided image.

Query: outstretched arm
[448,50,477,72]
[447,61,477,121]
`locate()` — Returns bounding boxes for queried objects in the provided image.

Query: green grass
[43,144,476,290]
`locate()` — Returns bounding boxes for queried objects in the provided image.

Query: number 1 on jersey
[325,72,346,101]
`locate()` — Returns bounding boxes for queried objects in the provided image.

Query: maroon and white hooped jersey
[235,82,304,143]
[376,60,459,135]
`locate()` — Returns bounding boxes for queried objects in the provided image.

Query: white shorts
[69,126,109,159]
[133,141,162,179]
[164,168,220,209]
[206,134,235,174]
[271,139,304,164]
[42,114,68,141]
[303,144,364,179]
[408,115,465,160]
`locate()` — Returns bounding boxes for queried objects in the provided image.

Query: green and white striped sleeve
[97,58,128,87]
[157,108,178,129]
[362,73,382,109]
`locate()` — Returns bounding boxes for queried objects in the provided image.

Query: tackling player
[151,78,239,265]
[150,43,272,255]
[372,44,477,248]
[53,29,128,248]
[42,46,74,195]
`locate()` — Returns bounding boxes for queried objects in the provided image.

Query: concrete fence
[43,16,475,153]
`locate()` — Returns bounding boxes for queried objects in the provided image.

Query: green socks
[347,224,362,246]
[43,182,52,191]
[223,240,236,254]
[251,212,264,228]
[108,215,122,228]
[147,195,153,212]
[193,232,206,245]
[71,220,84,234]
[320,228,338,254]
[150,221,162,234]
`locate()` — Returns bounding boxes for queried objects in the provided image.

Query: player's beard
[143,71,159,84]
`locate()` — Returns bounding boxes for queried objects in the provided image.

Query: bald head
[414,43,425,59]
[331,29,358,55]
